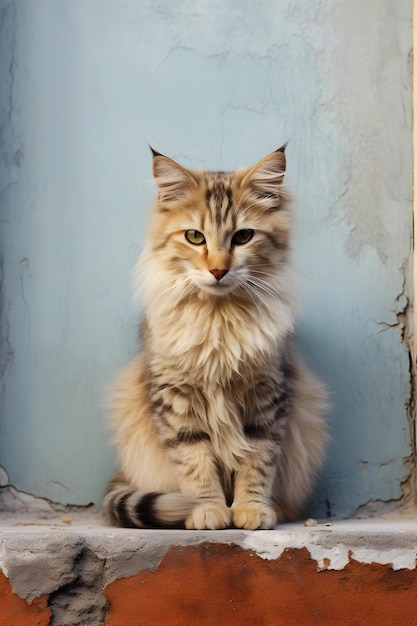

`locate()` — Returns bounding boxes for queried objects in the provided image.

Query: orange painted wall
[0,572,50,626]
[2,543,416,625]
[105,544,417,626]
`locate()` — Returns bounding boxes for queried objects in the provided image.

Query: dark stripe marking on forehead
[205,172,234,227]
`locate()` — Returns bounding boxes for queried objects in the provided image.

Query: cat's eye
[185,230,206,245]
[231,229,254,246]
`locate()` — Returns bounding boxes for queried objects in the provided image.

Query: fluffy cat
[103,145,328,530]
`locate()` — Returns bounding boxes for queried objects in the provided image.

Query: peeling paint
[1,520,416,596]
[394,275,417,512]
[0,526,416,625]
[0,518,416,625]
[0,483,99,526]
[241,522,417,571]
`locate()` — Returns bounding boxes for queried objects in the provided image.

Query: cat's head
[141,146,292,302]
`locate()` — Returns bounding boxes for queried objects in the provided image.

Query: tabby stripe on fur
[205,174,234,227]
[103,477,199,528]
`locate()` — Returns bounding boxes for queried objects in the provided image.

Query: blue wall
[0,0,413,517]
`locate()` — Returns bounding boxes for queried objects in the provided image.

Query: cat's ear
[241,144,287,205]
[150,148,197,204]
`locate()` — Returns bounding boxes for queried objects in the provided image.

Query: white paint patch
[0,542,9,578]
[240,520,417,571]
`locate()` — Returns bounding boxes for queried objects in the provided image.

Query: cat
[102,145,328,530]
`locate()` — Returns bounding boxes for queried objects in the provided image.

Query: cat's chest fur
[146,297,291,469]
[151,374,253,469]
[146,295,292,386]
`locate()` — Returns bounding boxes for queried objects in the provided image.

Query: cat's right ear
[241,146,287,198]
[150,148,197,204]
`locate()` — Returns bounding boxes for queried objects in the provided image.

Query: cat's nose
[210,269,229,281]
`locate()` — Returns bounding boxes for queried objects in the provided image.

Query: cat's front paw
[232,503,277,530]
[185,501,232,530]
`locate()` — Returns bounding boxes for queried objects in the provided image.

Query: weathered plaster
[1,519,417,600]
[0,0,413,519]
[0,518,416,625]
[2,542,416,626]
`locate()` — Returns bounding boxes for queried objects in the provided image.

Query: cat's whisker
[238,283,266,316]
[247,268,283,280]
[245,261,276,268]
[244,266,279,280]
[246,277,283,301]
[251,275,287,299]
[243,281,275,311]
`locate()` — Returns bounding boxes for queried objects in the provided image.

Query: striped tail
[102,472,198,529]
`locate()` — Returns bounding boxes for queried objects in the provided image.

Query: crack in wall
[374,290,416,515]
[352,496,404,519]
[360,255,416,517]
[394,288,417,512]
[0,481,98,524]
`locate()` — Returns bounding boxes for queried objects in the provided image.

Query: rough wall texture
[0,522,416,626]
[0,0,414,517]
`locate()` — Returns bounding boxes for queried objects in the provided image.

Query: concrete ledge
[0,513,416,625]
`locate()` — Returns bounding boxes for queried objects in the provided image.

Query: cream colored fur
[106,148,328,530]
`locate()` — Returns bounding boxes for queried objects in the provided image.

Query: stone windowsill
[1,485,417,625]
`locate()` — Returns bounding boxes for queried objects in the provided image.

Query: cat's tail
[102,472,198,528]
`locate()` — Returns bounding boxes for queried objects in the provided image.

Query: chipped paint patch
[241,520,417,571]
[0,520,416,623]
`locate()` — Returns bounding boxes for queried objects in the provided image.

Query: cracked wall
[0,524,417,625]
[0,0,414,517]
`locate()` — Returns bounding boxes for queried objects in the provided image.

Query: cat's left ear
[150,148,198,204]
[241,144,287,205]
